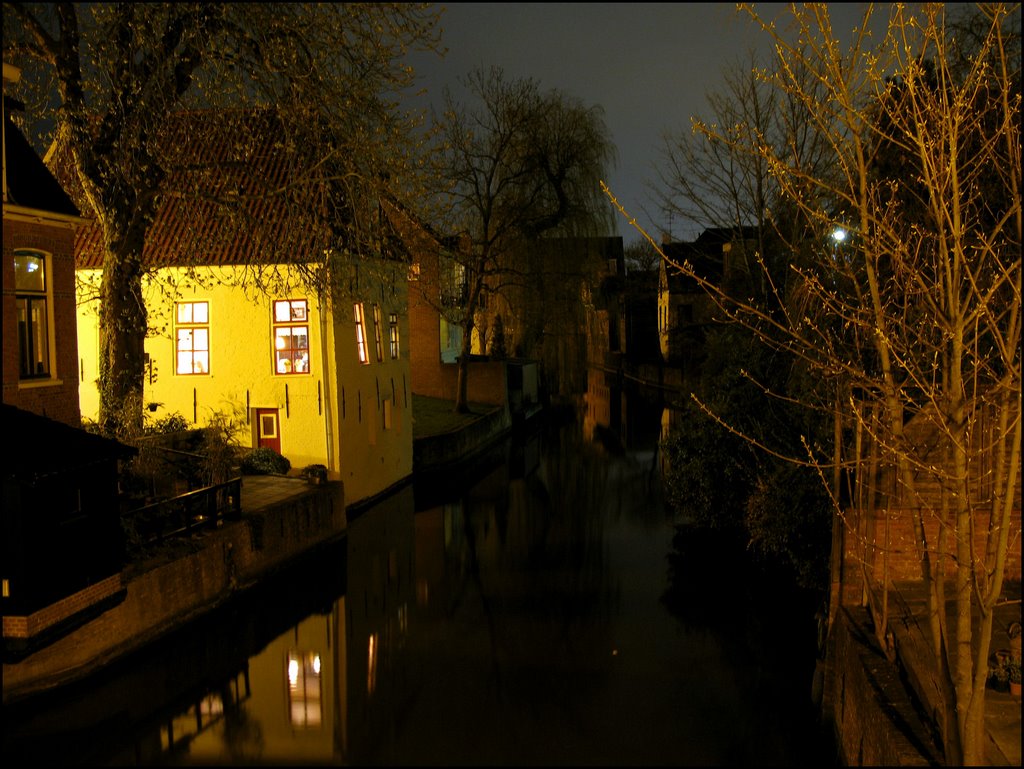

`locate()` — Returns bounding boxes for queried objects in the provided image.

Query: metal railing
[124,477,243,547]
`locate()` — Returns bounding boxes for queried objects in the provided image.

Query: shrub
[240,446,291,475]
[198,408,247,484]
[144,411,191,435]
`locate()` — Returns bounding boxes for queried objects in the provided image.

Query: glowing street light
[831,227,848,244]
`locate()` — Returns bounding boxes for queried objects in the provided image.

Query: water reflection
[1,531,348,766]
[3,382,832,766]
[168,396,672,766]
[182,604,339,764]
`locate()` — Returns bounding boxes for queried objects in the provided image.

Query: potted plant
[989,660,1010,692]
[1008,659,1021,697]
[302,464,328,485]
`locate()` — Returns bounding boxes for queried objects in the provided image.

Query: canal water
[3,388,836,766]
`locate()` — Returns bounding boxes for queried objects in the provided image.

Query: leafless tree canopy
[618,4,1020,764]
[3,2,443,436]
[430,65,617,412]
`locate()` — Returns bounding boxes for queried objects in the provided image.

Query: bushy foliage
[144,411,191,435]
[744,463,832,590]
[196,408,246,484]
[661,401,752,532]
[661,321,834,589]
[240,446,291,476]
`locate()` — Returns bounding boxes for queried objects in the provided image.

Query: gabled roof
[1,404,136,479]
[50,110,345,270]
[661,226,758,293]
[379,195,466,257]
[3,99,79,218]
[694,226,758,248]
[662,241,723,291]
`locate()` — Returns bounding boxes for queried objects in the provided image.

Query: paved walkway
[239,473,329,511]
[887,580,1021,766]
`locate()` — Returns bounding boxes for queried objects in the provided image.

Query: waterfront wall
[412,404,511,473]
[823,606,939,766]
[411,357,509,407]
[2,482,343,704]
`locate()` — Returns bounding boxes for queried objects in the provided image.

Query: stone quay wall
[822,605,941,766]
[3,482,343,704]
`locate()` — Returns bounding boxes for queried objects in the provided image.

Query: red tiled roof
[53,110,332,269]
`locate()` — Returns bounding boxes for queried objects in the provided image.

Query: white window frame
[388,312,400,359]
[175,301,210,375]
[13,249,54,380]
[273,299,310,375]
[372,304,384,362]
[354,303,369,364]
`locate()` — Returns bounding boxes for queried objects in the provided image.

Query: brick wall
[2,217,82,426]
[839,506,1022,605]
[407,299,508,409]
[405,227,509,408]
[2,575,124,639]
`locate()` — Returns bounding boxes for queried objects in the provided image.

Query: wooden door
[255,408,281,453]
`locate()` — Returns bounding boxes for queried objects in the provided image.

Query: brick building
[3,63,134,658]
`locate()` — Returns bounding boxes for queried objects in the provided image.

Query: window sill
[18,377,65,390]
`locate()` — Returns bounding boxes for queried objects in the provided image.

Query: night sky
[405,2,885,245]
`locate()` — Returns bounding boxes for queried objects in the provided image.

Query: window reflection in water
[367,633,378,696]
[287,651,322,728]
[161,670,251,751]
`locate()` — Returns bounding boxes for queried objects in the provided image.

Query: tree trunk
[98,243,147,438]
[454,313,474,414]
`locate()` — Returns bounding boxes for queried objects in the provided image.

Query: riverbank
[823,581,1021,766]
[2,476,343,705]
[3,396,516,705]
[412,395,511,475]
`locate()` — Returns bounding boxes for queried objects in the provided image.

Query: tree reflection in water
[2,395,836,766]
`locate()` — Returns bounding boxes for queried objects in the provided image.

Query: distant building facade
[658,227,757,372]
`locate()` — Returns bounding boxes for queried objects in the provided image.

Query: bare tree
[2,2,442,437]
[651,40,839,588]
[609,3,1020,763]
[654,46,833,283]
[432,66,616,412]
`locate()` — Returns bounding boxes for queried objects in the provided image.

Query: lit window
[373,304,384,362]
[273,299,309,375]
[14,250,52,379]
[354,303,368,364]
[175,301,209,375]
[389,312,400,358]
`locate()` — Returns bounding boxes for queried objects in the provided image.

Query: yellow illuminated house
[69,111,413,507]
